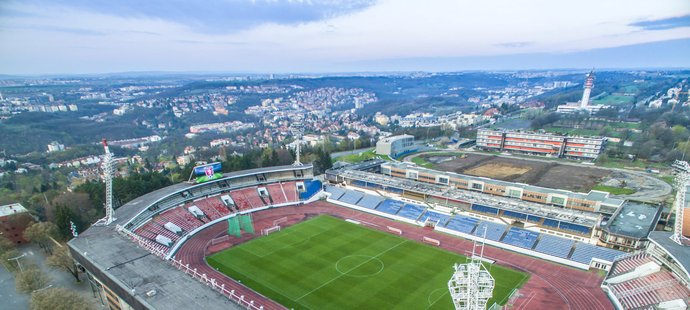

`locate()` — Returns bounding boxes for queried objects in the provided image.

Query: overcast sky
[1,0,689,74]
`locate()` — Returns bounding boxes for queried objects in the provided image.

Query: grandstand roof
[648,231,690,279]
[336,169,599,227]
[114,164,313,227]
[330,159,387,172]
[600,202,662,239]
[382,162,625,208]
[69,225,242,310]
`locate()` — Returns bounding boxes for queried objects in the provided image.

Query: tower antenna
[94,139,116,226]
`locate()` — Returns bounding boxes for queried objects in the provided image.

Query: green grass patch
[592,185,636,195]
[596,158,668,170]
[658,175,674,185]
[332,149,389,164]
[207,215,527,310]
[591,95,634,106]
[411,156,434,168]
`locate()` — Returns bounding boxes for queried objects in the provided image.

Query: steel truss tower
[671,160,690,245]
[291,123,303,166]
[94,139,116,226]
[448,230,495,310]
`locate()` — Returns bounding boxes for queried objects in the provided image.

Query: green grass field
[207,215,528,310]
[332,149,390,164]
[592,185,636,195]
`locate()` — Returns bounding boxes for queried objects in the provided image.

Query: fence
[115,225,266,310]
[170,258,265,310]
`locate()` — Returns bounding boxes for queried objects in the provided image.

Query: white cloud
[0,0,689,73]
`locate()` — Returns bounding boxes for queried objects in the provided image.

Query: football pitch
[207,215,528,309]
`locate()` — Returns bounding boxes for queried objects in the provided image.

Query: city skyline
[0,0,689,74]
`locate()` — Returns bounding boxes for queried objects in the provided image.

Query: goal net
[262,225,281,236]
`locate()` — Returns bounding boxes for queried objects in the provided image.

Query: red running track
[174,201,614,310]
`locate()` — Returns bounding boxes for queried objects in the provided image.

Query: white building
[47,141,65,153]
[375,134,416,158]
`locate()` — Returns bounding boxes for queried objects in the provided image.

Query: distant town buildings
[375,134,416,158]
[47,141,65,153]
[189,121,254,134]
[476,129,606,160]
[108,135,162,150]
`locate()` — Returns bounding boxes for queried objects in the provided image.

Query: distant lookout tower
[94,139,116,226]
[580,70,595,108]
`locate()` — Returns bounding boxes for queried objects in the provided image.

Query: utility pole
[8,253,26,272]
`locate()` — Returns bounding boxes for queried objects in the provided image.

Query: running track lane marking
[294,240,407,302]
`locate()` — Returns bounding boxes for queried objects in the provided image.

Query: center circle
[335,255,385,277]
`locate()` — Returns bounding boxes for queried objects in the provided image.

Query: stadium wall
[327,195,611,271]
[434,226,593,270]
[325,198,419,226]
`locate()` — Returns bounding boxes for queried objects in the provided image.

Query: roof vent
[146,289,157,297]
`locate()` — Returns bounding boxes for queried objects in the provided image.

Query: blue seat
[300,180,322,200]
[472,221,506,241]
[445,216,479,234]
[419,211,451,226]
[570,242,624,264]
[356,194,385,209]
[534,234,574,259]
[501,227,539,249]
[376,199,405,215]
[397,204,426,221]
[325,186,346,200]
[338,190,364,205]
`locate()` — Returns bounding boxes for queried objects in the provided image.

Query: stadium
[68,157,690,309]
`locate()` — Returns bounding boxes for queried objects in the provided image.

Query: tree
[0,248,21,272]
[30,287,95,310]
[0,234,15,253]
[23,222,58,255]
[46,246,80,282]
[16,268,51,294]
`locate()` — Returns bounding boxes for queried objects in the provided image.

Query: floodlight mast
[671,160,690,245]
[292,123,303,166]
[448,227,495,310]
[94,139,116,226]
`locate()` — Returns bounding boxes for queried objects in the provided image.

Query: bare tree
[23,222,58,255]
[15,268,51,294]
[30,287,95,310]
[46,246,80,282]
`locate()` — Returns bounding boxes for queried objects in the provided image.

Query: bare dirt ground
[433,153,610,192]
[465,163,532,179]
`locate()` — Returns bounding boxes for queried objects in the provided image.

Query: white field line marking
[243,222,331,258]
[295,240,407,301]
[426,290,449,309]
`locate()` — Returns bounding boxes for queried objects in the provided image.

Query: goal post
[273,217,288,226]
[261,225,281,236]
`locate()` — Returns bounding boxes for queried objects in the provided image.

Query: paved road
[330,147,374,159]
[0,243,103,309]
[404,149,673,203]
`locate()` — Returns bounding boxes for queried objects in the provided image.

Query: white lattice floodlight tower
[291,124,303,166]
[671,160,690,245]
[448,236,495,310]
[95,139,116,226]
